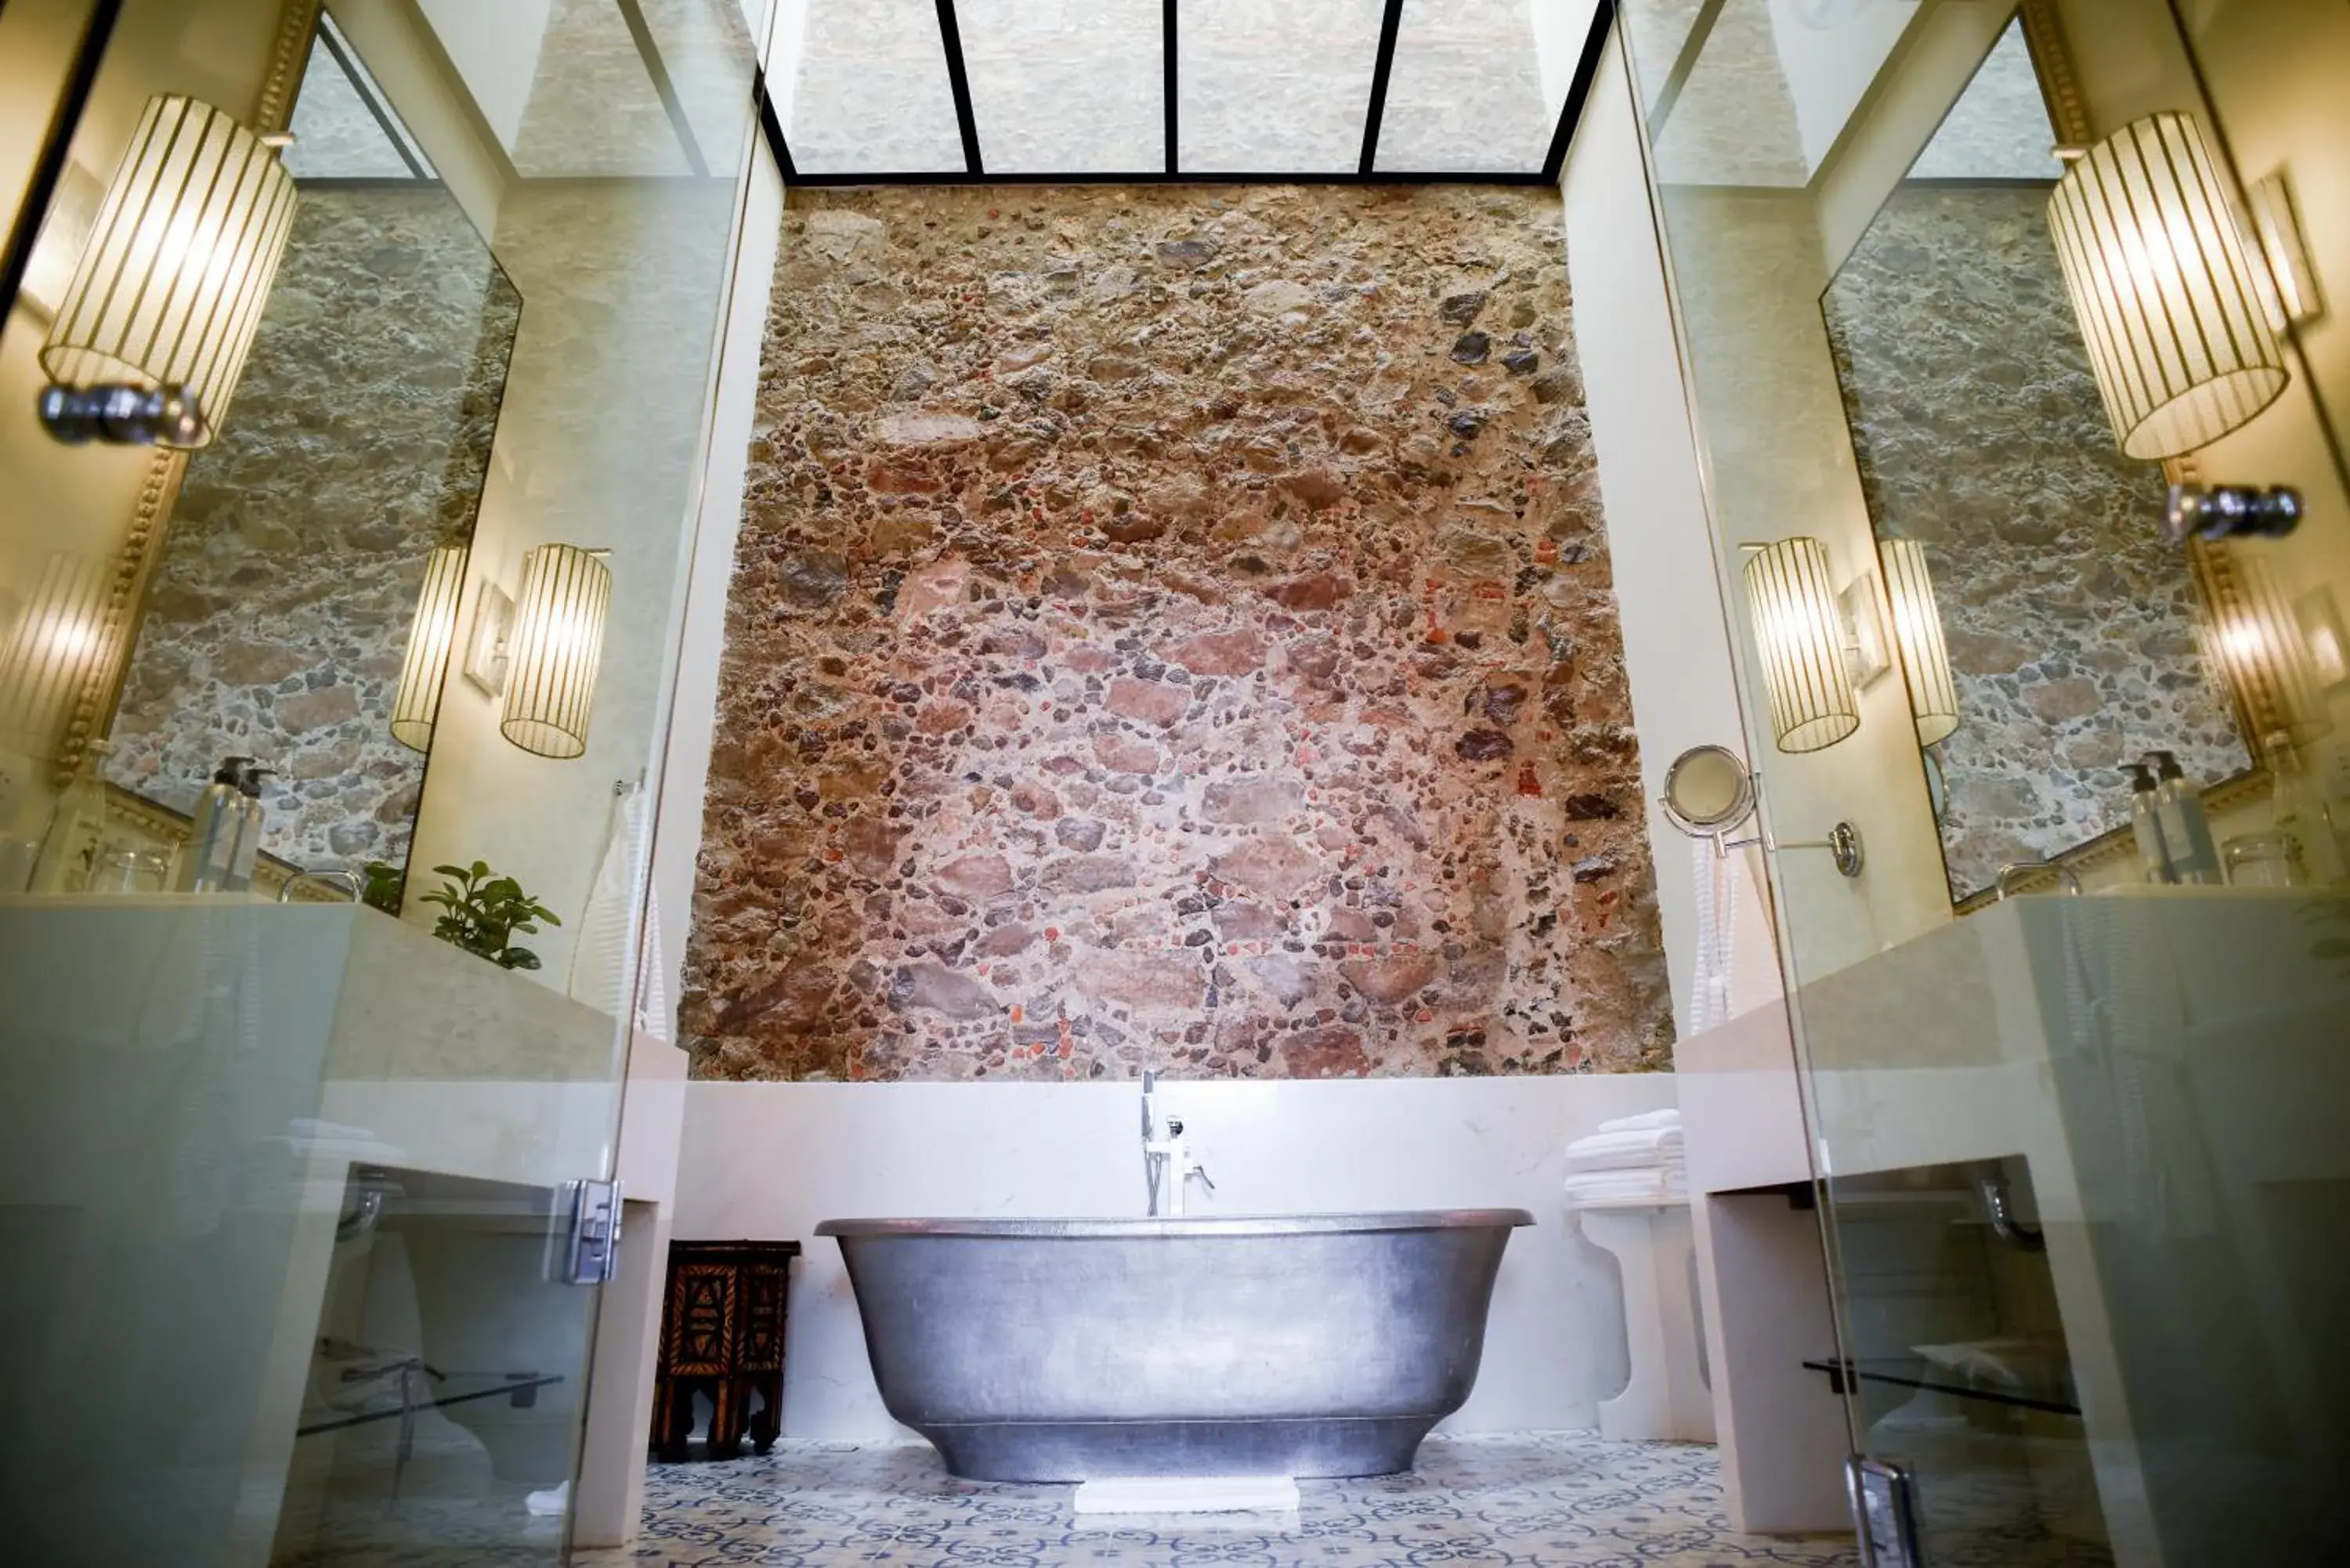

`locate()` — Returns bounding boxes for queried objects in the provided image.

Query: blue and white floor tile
[580,1431,1861,1567]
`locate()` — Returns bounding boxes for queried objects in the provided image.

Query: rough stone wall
[1823,185,2245,898]
[105,188,519,871]
[682,186,1670,1082]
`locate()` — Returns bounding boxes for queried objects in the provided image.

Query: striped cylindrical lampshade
[2190,541,2329,749]
[501,544,611,760]
[1879,538,1960,747]
[39,96,298,448]
[2047,111,2287,460]
[1744,537,1859,755]
[0,553,110,760]
[389,544,468,753]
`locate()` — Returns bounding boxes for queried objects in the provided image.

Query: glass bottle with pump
[177,755,255,892]
[2127,762,2176,884]
[32,739,114,894]
[223,761,273,893]
[2266,732,2346,886]
[2147,750,2222,885]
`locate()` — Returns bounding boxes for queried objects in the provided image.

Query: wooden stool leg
[708,1378,743,1459]
[650,1378,687,1464]
[748,1370,783,1455]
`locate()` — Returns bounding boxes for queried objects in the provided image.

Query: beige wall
[1564,31,1781,1027]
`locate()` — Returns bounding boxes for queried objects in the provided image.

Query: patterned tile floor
[580,1433,1862,1567]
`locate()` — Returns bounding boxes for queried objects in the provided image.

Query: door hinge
[559,1179,623,1285]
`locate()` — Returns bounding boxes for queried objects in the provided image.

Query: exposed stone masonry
[683,186,1669,1082]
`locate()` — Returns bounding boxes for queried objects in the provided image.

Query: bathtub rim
[814,1208,1535,1240]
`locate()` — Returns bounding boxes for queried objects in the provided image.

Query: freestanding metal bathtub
[815,1209,1533,1481]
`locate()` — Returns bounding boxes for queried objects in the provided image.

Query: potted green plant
[360,861,405,916]
[418,860,562,971]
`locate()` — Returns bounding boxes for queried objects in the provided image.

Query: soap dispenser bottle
[2266,732,2347,886]
[223,761,273,893]
[177,755,254,892]
[2147,751,2222,884]
[2127,762,2176,884]
[32,739,113,893]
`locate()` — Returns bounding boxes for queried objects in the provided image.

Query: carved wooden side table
[649,1239,800,1461]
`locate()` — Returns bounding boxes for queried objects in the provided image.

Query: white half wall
[674,1073,1680,1440]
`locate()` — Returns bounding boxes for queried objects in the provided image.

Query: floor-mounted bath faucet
[1141,1070,1213,1217]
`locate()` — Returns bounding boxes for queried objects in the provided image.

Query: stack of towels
[1563,1108,1686,1206]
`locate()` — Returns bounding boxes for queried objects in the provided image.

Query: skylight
[761,0,1615,185]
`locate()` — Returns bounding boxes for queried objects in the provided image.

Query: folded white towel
[1570,1145,1687,1176]
[1565,1169,1687,1206]
[1569,1125,1683,1156]
[1598,1108,1681,1135]
[1565,1127,1684,1173]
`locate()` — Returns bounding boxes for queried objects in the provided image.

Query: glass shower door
[0,1,763,1562]
[1618,0,2350,1563]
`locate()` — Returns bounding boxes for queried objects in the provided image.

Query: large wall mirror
[1819,17,2256,904]
[90,15,519,883]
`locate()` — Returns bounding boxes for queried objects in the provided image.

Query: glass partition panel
[1621,0,2350,1562]
[0,1,761,1562]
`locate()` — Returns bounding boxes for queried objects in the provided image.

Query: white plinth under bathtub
[1073,1476,1302,1515]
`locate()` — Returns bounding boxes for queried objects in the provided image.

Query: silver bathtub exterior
[815,1209,1533,1482]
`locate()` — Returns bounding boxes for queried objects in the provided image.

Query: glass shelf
[1803,1357,2081,1418]
[297,1371,564,1438]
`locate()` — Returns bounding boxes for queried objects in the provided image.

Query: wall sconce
[500,544,611,760]
[1744,537,1862,754]
[2247,170,2325,331]
[2189,542,2331,750]
[0,553,110,758]
[37,96,298,449]
[2047,111,2287,460]
[389,544,468,753]
[1878,538,1961,746]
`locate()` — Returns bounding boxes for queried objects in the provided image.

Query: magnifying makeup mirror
[1657,742,1866,879]
[1659,744,1757,839]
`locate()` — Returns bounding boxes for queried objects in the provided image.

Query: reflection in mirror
[1820,20,2252,901]
[99,19,520,883]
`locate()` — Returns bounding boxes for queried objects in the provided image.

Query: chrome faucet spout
[1140,1074,1211,1217]
[1141,1071,1163,1216]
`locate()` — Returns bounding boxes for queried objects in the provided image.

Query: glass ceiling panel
[1179,0,1385,173]
[285,34,428,180]
[1373,0,1589,175]
[781,0,967,174]
[961,0,1162,174]
[1909,20,2060,181]
[508,0,695,177]
[638,0,765,176]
